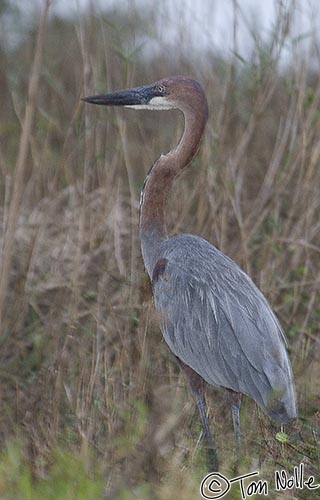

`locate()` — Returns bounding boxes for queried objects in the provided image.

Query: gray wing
[152,237,296,423]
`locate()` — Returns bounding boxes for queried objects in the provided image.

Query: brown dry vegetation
[0,1,319,498]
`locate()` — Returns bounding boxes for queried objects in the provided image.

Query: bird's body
[149,233,295,424]
[83,75,297,470]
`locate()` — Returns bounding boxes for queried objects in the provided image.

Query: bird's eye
[157,84,166,94]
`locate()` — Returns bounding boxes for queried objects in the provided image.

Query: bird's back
[152,234,297,424]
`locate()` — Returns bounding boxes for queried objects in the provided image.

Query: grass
[0,1,319,498]
[0,441,104,499]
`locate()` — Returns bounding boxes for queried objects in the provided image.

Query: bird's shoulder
[155,233,253,289]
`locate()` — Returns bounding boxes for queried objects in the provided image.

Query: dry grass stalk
[0,0,51,330]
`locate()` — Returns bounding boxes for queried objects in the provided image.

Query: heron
[82,76,297,471]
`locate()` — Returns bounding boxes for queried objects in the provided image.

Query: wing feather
[152,234,296,423]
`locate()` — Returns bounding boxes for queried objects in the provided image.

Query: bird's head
[82,76,208,116]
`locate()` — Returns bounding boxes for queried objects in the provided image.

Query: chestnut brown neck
[139,94,208,277]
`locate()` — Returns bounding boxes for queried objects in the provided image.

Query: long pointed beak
[82,85,155,107]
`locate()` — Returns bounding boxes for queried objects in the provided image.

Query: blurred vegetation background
[0,0,319,498]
